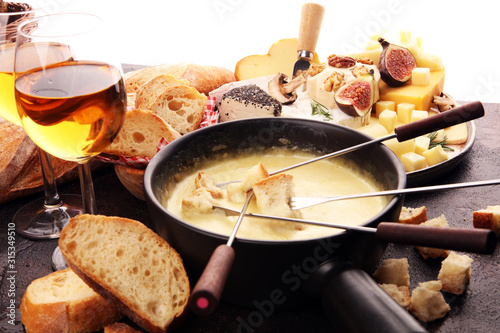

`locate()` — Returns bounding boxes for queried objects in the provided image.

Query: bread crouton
[473,205,500,236]
[409,281,450,322]
[437,251,473,294]
[373,258,410,287]
[398,206,427,224]
[415,215,450,259]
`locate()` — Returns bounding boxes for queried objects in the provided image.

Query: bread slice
[437,251,473,294]
[148,85,207,135]
[104,322,142,333]
[398,206,427,224]
[104,109,180,158]
[408,281,450,322]
[20,268,122,333]
[58,215,190,333]
[135,74,190,110]
[473,205,500,235]
[415,215,450,259]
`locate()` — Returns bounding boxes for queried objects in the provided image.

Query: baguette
[58,215,190,333]
[148,85,207,135]
[125,63,235,95]
[20,268,122,333]
[135,74,190,110]
[103,109,180,159]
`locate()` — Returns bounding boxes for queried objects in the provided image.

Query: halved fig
[334,74,376,117]
[378,38,416,87]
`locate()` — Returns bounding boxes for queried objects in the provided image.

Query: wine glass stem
[38,147,62,207]
[78,162,97,214]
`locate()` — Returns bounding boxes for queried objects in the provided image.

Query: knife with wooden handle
[293,3,325,78]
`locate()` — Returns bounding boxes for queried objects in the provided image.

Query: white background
[51,0,500,103]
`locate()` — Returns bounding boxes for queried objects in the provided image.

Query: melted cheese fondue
[164,149,388,241]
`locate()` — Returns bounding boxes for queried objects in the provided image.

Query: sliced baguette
[149,85,207,135]
[58,215,190,333]
[135,74,190,110]
[20,268,122,333]
[104,109,180,159]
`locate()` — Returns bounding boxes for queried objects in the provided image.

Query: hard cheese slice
[378,69,445,111]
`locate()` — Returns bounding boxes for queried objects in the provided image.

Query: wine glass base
[52,246,68,271]
[14,194,84,239]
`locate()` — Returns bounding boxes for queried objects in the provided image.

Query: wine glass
[1,1,84,239]
[15,12,127,269]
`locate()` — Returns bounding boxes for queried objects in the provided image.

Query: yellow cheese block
[384,138,415,157]
[379,110,397,133]
[378,69,445,111]
[234,38,320,81]
[414,136,431,155]
[401,152,426,172]
[423,145,449,166]
[444,123,468,145]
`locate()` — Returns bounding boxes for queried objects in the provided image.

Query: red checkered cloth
[96,96,218,168]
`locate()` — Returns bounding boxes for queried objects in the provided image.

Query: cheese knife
[293,3,325,78]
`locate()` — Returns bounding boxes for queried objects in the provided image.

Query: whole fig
[378,38,416,87]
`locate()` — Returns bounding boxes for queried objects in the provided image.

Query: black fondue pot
[144,117,427,332]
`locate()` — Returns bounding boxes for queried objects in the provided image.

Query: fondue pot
[144,110,485,332]
[145,117,418,329]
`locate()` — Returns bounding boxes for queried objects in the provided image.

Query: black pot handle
[307,260,427,333]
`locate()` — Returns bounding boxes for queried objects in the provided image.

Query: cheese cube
[423,145,449,166]
[384,138,415,157]
[379,69,446,111]
[375,101,396,117]
[411,110,428,123]
[357,123,389,138]
[411,68,430,86]
[379,110,397,133]
[444,123,468,145]
[401,152,426,172]
[414,136,430,155]
[397,103,415,124]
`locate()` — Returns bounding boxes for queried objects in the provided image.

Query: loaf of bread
[59,214,190,333]
[415,214,450,259]
[0,118,86,205]
[135,74,190,110]
[20,268,122,333]
[473,205,500,235]
[103,109,180,159]
[408,281,450,322]
[398,206,427,224]
[148,85,208,135]
[125,63,235,95]
[437,251,473,294]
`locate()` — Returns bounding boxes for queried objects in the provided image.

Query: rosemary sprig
[310,99,332,121]
[427,131,454,151]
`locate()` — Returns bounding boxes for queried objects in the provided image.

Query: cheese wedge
[234,38,320,81]
[379,69,445,111]
[444,123,468,145]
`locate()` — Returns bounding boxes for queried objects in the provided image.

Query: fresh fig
[378,38,416,87]
[334,74,376,117]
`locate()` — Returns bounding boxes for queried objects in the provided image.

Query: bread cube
[397,102,415,124]
[379,109,397,133]
[373,258,410,287]
[182,188,214,214]
[401,152,426,172]
[410,110,428,123]
[227,163,269,203]
[414,136,430,155]
[409,281,450,322]
[195,172,225,199]
[423,145,449,166]
[378,283,411,308]
[399,206,428,225]
[437,251,473,294]
[375,100,396,117]
[473,205,500,235]
[411,67,431,86]
[416,215,450,259]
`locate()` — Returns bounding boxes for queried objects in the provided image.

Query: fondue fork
[289,178,500,210]
[211,205,496,255]
[215,101,484,188]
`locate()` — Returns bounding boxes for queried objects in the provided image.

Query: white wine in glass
[1,1,84,239]
[15,12,127,269]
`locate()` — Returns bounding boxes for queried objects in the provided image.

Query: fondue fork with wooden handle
[189,192,254,316]
[212,205,496,255]
[216,101,485,188]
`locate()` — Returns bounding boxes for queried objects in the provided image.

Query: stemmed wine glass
[14,12,127,269]
[1,1,84,239]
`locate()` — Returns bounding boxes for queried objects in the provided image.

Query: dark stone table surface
[1,102,499,333]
